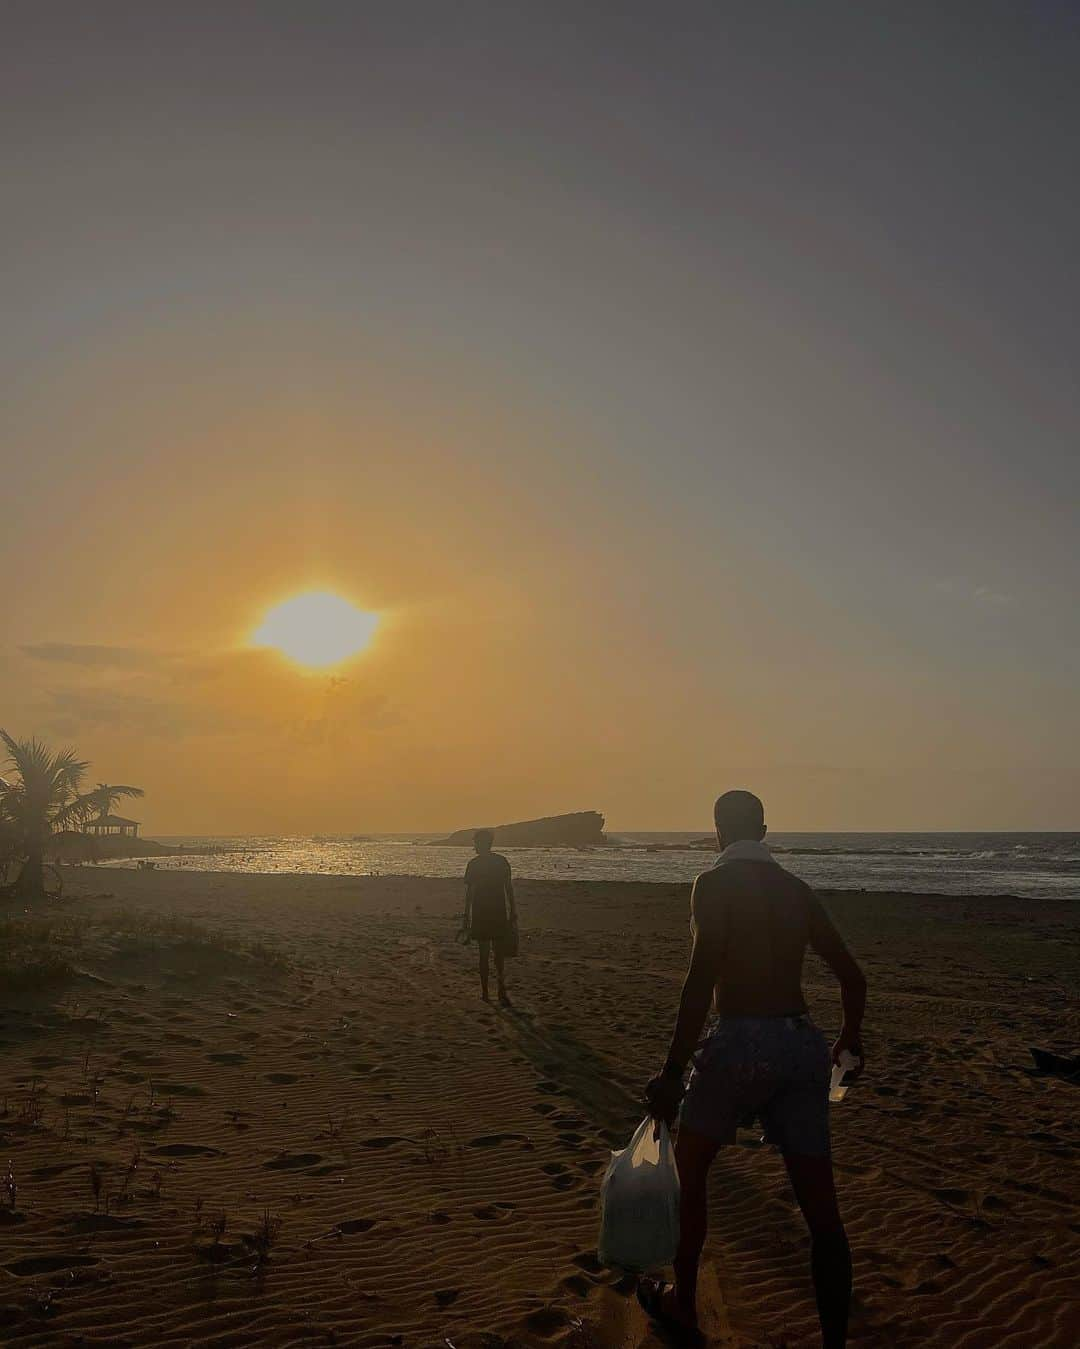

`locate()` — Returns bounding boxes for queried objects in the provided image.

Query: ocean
[103,832,1080,899]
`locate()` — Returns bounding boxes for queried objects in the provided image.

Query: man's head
[473,828,495,854]
[713,790,766,849]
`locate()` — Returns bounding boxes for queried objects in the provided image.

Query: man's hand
[644,1069,685,1129]
[831,1030,865,1081]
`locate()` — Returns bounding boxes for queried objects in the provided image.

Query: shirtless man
[642,791,866,1348]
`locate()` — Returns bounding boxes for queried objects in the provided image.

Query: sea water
[99,832,1080,899]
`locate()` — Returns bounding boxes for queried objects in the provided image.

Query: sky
[2,2,1078,834]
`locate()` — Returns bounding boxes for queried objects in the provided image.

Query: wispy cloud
[37,688,225,740]
[20,639,398,746]
[21,643,170,670]
[934,579,1013,611]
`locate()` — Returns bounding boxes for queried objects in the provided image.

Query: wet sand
[1,870,1077,1346]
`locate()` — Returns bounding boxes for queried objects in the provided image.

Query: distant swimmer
[641,790,867,1348]
[462,829,517,1005]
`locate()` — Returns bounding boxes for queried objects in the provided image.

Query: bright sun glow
[252,592,379,669]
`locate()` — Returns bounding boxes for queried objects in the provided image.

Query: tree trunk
[13,848,44,901]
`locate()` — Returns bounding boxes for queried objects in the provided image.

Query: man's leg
[783,1153,851,1349]
[477,939,491,1001]
[670,1126,721,1327]
[494,945,508,1003]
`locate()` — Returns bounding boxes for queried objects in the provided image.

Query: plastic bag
[597,1117,680,1271]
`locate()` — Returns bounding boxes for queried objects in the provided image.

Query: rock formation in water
[435,811,606,847]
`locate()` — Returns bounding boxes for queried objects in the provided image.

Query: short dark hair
[713,790,765,840]
[474,828,495,850]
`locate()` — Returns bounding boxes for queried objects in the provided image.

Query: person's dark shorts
[470,896,509,942]
[680,1014,831,1157]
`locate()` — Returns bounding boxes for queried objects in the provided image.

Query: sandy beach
[1,871,1077,1347]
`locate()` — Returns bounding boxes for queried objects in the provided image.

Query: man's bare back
[692,853,862,1017]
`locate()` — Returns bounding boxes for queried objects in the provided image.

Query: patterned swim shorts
[680,1014,832,1157]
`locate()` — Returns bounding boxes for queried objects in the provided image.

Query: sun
[251,591,379,669]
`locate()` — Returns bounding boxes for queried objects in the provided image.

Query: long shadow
[497,1002,643,1144]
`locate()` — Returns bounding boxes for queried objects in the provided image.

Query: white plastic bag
[597,1117,680,1271]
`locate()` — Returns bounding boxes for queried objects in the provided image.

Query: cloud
[21,643,169,670]
[934,579,1013,610]
[37,687,224,740]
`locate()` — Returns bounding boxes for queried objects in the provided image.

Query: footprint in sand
[264,1072,300,1084]
[263,1152,322,1170]
[561,1273,592,1297]
[522,1306,571,1336]
[31,1163,80,1182]
[532,1102,558,1116]
[468,1133,529,1148]
[541,1162,568,1175]
[473,1205,510,1221]
[557,1132,584,1148]
[429,1210,452,1224]
[207,1052,248,1065]
[29,1055,69,1070]
[337,1218,377,1234]
[72,1214,145,1233]
[434,1288,460,1307]
[932,1187,970,1207]
[150,1143,223,1158]
[6,1254,100,1277]
[153,1082,207,1097]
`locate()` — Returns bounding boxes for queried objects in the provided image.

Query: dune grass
[0,907,287,992]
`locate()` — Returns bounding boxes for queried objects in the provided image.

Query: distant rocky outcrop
[49,832,192,862]
[435,811,606,847]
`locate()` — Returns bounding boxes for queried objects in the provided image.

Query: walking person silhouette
[462,829,517,1005]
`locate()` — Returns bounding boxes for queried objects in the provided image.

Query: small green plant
[251,1208,282,1266]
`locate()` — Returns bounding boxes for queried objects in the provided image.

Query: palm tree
[0,731,143,900]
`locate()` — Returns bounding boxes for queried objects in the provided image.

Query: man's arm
[462,862,474,930]
[807,891,867,1073]
[645,877,725,1123]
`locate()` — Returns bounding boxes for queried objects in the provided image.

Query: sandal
[636,1278,703,1344]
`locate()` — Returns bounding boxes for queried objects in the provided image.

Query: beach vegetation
[0,730,143,902]
[0,907,287,996]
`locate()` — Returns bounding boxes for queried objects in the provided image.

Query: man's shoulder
[695,858,811,898]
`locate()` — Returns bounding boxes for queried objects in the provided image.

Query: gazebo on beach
[83,814,140,839]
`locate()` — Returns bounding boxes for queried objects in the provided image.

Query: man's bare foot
[498,988,511,1007]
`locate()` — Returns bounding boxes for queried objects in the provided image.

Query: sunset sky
[3,4,1078,834]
